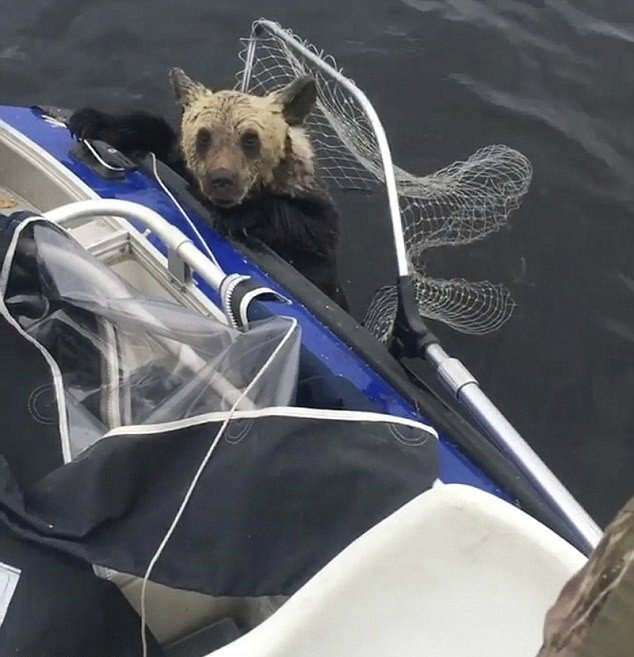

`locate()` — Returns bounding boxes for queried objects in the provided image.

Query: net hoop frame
[240,18,410,278]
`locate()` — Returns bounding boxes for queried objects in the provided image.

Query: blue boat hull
[2,105,585,546]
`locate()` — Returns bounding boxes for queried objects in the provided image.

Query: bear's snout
[209,168,236,191]
[203,168,243,206]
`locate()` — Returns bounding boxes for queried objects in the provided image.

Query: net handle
[241,19,410,278]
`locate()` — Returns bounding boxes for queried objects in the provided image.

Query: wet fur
[68,84,344,305]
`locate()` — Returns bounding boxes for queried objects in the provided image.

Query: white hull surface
[210,484,584,657]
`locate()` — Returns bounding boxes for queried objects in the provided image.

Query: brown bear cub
[69,68,345,305]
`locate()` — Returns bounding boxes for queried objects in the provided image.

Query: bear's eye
[240,130,261,156]
[196,129,212,155]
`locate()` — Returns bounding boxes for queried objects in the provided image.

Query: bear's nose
[208,168,237,191]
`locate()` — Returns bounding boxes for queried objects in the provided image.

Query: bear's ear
[169,68,207,107]
[272,76,317,126]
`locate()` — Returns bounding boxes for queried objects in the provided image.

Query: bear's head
[170,68,318,208]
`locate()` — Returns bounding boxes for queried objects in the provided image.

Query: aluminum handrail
[43,199,226,292]
[42,199,259,411]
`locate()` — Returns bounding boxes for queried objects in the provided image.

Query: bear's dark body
[68,108,344,305]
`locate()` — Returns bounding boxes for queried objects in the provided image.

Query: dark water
[1,1,633,526]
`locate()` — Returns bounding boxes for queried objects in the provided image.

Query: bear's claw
[67,108,108,141]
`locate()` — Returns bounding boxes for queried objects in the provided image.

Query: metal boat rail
[44,199,225,293]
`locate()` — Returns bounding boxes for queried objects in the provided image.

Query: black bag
[0,529,164,657]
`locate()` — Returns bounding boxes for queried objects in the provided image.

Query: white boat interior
[89,483,588,657]
[208,483,585,657]
[0,117,224,322]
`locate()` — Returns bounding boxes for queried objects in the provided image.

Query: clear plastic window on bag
[5,221,300,459]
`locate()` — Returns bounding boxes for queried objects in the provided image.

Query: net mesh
[236,21,532,340]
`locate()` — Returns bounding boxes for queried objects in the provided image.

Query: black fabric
[0,529,164,657]
[0,413,437,597]
[0,215,65,488]
[0,212,437,598]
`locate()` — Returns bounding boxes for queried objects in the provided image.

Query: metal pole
[42,200,256,410]
[43,199,226,292]
[425,342,603,552]
[240,29,258,92]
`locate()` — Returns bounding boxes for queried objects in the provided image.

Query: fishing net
[236,20,532,340]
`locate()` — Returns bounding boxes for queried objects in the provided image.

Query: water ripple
[547,0,634,44]
[451,74,634,203]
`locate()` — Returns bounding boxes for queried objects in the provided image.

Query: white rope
[80,139,125,172]
[140,317,297,656]
[148,152,222,270]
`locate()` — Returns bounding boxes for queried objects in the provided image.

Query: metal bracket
[436,358,478,397]
[168,247,193,285]
[389,275,439,359]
